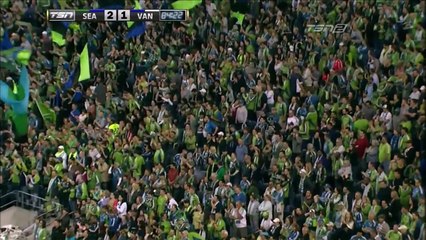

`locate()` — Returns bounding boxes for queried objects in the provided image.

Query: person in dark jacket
[268,218,282,240]
[87,216,99,240]
[51,219,65,240]
[108,209,121,238]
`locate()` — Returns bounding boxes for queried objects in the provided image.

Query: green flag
[127,0,142,28]
[16,50,32,65]
[36,100,56,127]
[231,11,245,24]
[52,31,66,47]
[172,0,201,9]
[78,44,91,82]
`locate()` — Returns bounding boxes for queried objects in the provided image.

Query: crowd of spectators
[0,0,426,240]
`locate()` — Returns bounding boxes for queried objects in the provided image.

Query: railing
[0,190,62,234]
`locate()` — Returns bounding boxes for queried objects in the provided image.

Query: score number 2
[104,10,117,21]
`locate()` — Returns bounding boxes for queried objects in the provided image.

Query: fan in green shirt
[157,190,168,217]
[54,161,63,177]
[213,214,226,239]
[305,105,318,134]
[184,132,197,151]
[160,219,172,235]
[37,223,49,240]
[76,179,88,200]
[385,228,402,240]
[398,129,411,153]
[400,207,413,227]
[216,162,226,182]
[399,181,412,208]
[378,140,391,165]
[87,167,101,191]
[132,154,145,178]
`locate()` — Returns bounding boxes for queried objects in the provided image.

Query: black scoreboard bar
[47,9,188,22]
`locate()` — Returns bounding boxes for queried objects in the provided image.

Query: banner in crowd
[35,99,56,127]
[78,44,90,82]
[52,31,66,46]
[231,11,245,25]
[0,67,30,137]
[172,0,201,10]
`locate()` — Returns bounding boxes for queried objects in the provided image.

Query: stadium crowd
[0,0,426,240]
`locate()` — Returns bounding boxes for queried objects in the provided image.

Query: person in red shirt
[332,55,344,73]
[167,164,179,186]
[354,131,369,159]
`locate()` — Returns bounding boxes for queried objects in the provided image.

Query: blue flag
[1,29,13,50]
[125,23,146,39]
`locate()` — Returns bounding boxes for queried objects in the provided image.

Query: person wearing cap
[55,145,68,169]
[268,218,282,240]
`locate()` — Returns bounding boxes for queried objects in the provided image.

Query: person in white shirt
[338,160,353,180]
[286,111,300,131]
[258,194,273,221]
[265,84,275,106]
[332,138,346,155]
[232,201,248,238]
[116,194,127,217]
[88,144,100,160]
[303,65,313,88]
[234,100,248,126]
[409,86,421,100]
[379,105,392,130]
[167,192,178,210]
[259,212,273,232]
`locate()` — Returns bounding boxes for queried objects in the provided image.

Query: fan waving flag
[0,67,30,137]
[231,11,245,25]
[52,31,66,46]
[127,0,142,28]
[0,47,32,66]
[78,44,91,82]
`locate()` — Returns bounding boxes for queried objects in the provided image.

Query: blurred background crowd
[0,0,425,240]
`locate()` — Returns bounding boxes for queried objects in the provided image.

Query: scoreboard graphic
[47,9,188,22]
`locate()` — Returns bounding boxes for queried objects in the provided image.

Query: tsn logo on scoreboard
[48,10,75,21]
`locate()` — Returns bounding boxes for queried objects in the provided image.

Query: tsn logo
[306,24,349,34]
[48,10,75,21]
